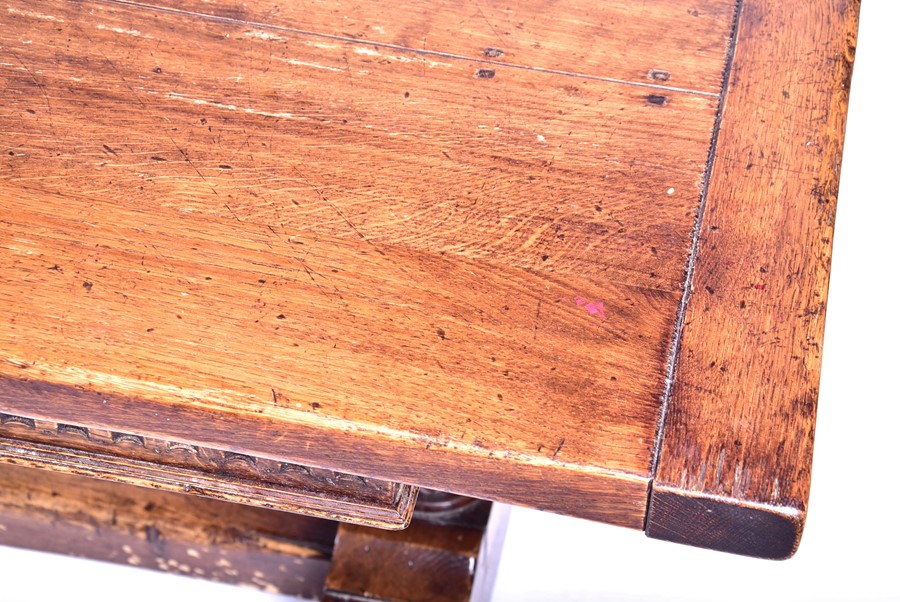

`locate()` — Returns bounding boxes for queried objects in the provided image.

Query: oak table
[0,0,859,599]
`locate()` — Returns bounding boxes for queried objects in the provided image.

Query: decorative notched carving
[0,411,416,529]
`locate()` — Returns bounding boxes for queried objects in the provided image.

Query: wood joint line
[648,0,746,496]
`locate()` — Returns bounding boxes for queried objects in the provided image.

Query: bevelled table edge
[646,0,860,559]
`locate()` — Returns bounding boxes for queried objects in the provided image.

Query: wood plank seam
[98,0,722,98]
[649,0,744,481]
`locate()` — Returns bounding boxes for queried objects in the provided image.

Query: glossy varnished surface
[0,0,733,527]
[0,0,858,557]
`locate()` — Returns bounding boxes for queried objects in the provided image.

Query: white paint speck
[536,134,546,142]
[97,23,150,38]
[354,47,381,57]
[666,187,675,195]
[243,30,284,41]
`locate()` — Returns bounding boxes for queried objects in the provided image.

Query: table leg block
[324,495,509,602]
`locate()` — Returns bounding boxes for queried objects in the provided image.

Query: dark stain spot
[782,90,790,99]
[151,156,166,161]
[25,108,36,114]
[648,69,670,82]
[483,47,504,58]
[146,327,155,332]
[436,327,446,340]
[258,279,266,284]
[144,502,156,512]
[82,281,93,291]
[7,151,14,156]
[102,144,118,156]
[541,254,549,261]
[739,300,747,309]
[710,225,719,231]
[48,264,62,271]
[734,439,742,446]
[474,68,496,79]
[759,266,768,273]
[404,91,410,98]
[152,67,163,74]
[218,164,232,169]
[793,396,815,416]
[276,314,286,320]
[144,525,162,542]
[705,285,715,294]
[311,402,321,410]
[610,376,617,381]
[646,94,668,106]
[497,393,503,400]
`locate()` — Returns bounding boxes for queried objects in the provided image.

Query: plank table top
[0,0,858,558]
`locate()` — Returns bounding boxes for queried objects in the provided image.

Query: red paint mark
[753,283,766,290]
[574,297,606,319]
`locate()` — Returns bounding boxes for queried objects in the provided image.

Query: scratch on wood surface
[274,56,344,72]
[552,438,565,458]
[164,93,298,120]
[7,7,62,21]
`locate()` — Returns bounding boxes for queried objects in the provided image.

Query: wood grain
[0,0,719,291]
[0,461,336,598]
[131,0,737,94]
[0,0,726,527]
[0,411,417,529]
[647,0,860,558]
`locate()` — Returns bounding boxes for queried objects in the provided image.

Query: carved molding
[0,412,416,529]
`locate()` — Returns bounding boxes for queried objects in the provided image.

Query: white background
[1,2,897,600]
